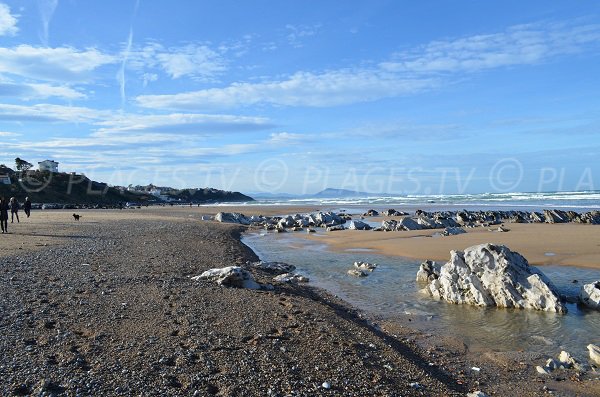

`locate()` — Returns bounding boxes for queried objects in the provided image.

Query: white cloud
[286,23,321,48]
[380,22,600,73]
[0,3,18,36]
[37,0,58,46]
[156,44,226,79]
[128,42,226,81]
[0,103,107,123]
[0,131,20,137]
[136,69,435,110]
[95,113,273,134]
[268,132,308,144]
[26,83,86,100]
[0,45,117,82]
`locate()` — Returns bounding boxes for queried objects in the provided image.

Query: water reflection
[243,231,600,360]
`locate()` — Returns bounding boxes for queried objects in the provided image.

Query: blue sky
[0,0,599,195]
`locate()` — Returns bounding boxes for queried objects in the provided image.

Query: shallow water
[243,231,600,360]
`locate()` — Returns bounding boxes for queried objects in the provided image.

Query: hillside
[0,167,254,205]
[0,168,154,205]
[165,187,253,203]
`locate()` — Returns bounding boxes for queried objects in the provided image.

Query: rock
[353,261,377,271]
[277,215,295,229]
[321,382,331,389]
[250,261,296,275]
[442,227,466,236]
[536,365,550,375]
[347,269,369,277]
[348,220,372,230]
[545,358,558,370]
[397,217,423,231]
[215,212,250,225]
[588,344,600,366]
[557,351,577,368]
[326,225,345,232]
[497,226,510,232]
[417,216,439,229]
[421,244,567,313]
[363,209,379,216]
[530,212,545,223]
[381,219,397,231]
[467,392,489,397]
[273,273,309,283]
[416,260,438,283]
[543,209,568,223]
[579,280,600,309]
[192,266,261,289]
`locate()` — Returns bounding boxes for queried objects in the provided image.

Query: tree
[15,157,33,173]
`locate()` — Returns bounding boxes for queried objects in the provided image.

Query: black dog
[73,213,81,221]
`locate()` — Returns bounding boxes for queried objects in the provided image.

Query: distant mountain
[311,188,373,198]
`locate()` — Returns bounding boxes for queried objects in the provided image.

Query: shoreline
[1,207,599,395]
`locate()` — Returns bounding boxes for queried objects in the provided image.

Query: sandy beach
[1,207,599,396]
[302,222,600,269]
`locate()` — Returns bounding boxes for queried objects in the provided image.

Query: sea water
[243,231,600,360]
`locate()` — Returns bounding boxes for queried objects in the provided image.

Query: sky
[0,0,599,195]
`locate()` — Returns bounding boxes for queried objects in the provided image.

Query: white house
[0,174,10,185]
[38,160,59,173]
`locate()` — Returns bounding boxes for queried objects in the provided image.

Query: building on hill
[38,160,59,173]
[0,173,10,185]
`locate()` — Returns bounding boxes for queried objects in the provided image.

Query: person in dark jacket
[9,197,19,223]
[24,197,32,218]
[0,197,8,233]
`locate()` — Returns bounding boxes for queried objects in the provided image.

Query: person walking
[0,197,8,233]
[9,197,19,223]
[23,197,31,218]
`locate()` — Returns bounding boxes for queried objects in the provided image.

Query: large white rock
[192,266,261,289]
[215,212,250,225]
[579,281,600,309]
[348,220,372,230]
[588,344,600,366]
[421,244,567,313]
[397,217,423,231]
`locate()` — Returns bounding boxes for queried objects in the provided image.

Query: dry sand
[301,222,600,269]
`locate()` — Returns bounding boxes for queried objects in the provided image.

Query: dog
[73,213,81,221]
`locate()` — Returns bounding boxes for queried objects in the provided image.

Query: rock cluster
[215,211,348,232]
[418,244,567,313]
[348,261,377,277]
[536,350,588,375]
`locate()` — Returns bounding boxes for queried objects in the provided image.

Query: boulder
[250,261,296,275]
[347,268,369,277]
[588,344,600,366]
[215,212,250,225]
[579,281,600,309]
[277,215,295,228]
[353,261,377,271]
[543,209,568,223]
[442,227,466,236]
[326,225,345,232]
[421,244,567,313]
[397,217,423,231]
[348,220,372,230]
[416,260,438,283]
[273,273,309,283]
[381,219,397,231]
[192,266,261,289]
[363,209,379,216]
